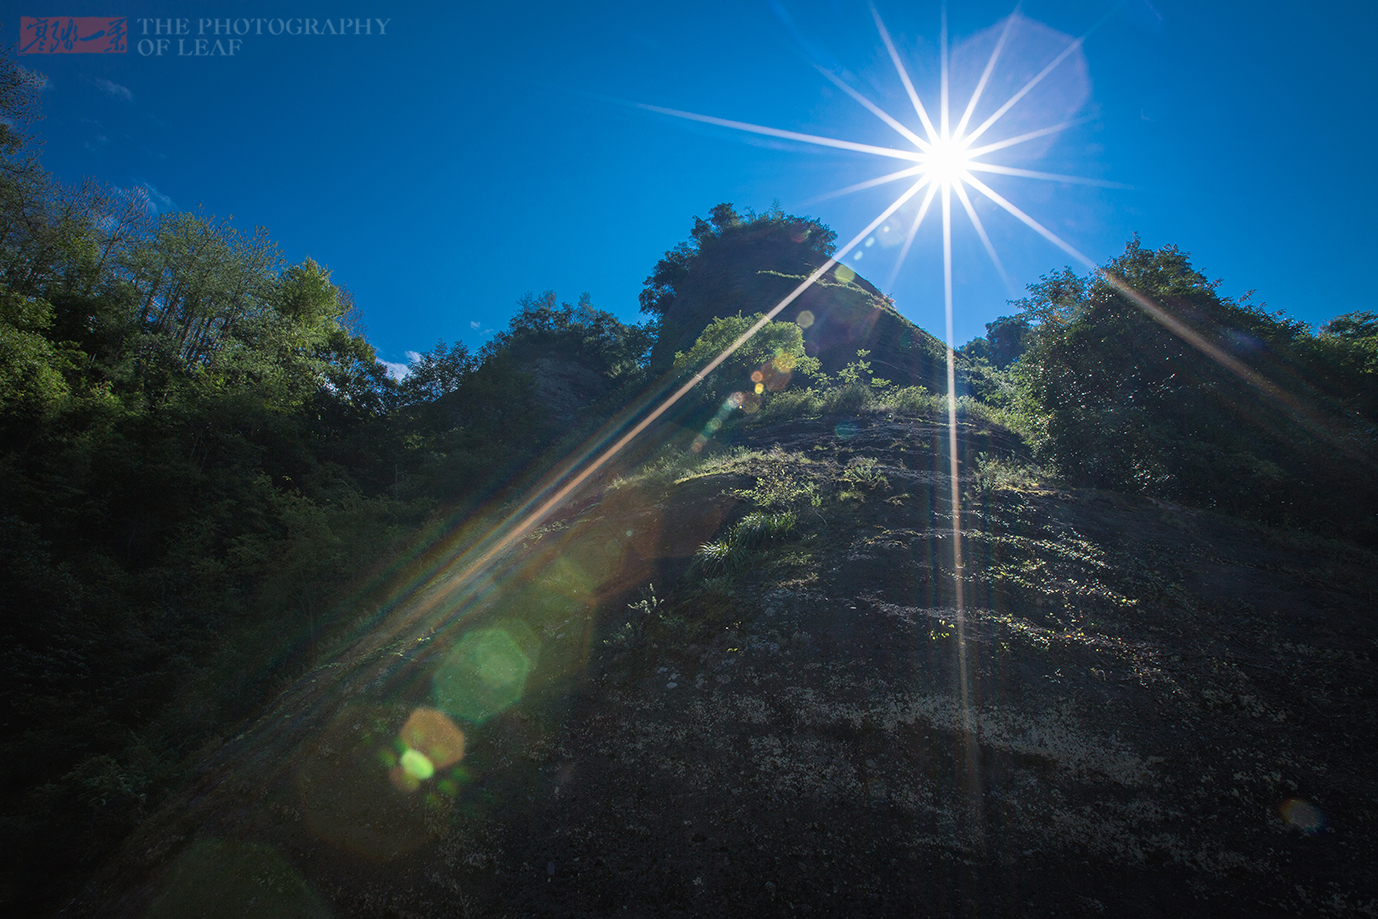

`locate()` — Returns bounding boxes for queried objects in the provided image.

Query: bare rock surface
[73,413,1378,918]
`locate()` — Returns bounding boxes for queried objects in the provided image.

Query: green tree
[962,314,1033,369]
[640,203,837,373]
[120,212,280,375]
[1302,311,1378,418]
[1014,237,1377,538]
[0,287,70,417]
[397,340,476,407]
[494,289,651,380]
[673,311,820,409]
[0,30,43,166]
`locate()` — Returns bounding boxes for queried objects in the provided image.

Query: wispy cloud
[133,181,174,213]
[470,321,480,330]
[92,77,133,102]
[381,351,422,381]
[380,360,410,381]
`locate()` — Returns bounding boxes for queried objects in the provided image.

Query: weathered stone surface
[528,356,612,428]
[73,413,1378,918]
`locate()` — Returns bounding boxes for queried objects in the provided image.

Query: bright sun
[922,136,972,187]
[640,5,1123,299]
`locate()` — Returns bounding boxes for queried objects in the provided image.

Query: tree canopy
[1007,237,1377,536]
[673,311,821,411]
[639,202,836,320]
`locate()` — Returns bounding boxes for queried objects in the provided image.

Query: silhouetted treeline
[961,238,1378,539]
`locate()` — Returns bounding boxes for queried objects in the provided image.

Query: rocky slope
[71,409,1377,918]
[645,213,959,392]
[662,264,955,393]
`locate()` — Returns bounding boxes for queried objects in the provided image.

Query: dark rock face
[70,413,1378,918]
[777,273,952,390]
[650,225,956,392]
[528,356,612,429]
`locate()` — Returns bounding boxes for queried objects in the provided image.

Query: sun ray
[940,7,950,140]
[963,118,1086,158]
[815,66,932,152]
[803,163,927,205]
[871,4,939,143]
[959,33,1085,149]
[952,178,1013,290]
[961,172,1096,268]
[952,7,1020,142]
[885,179,940,292]
[636,103,922,162]
[942,181,955,366]
[965,162,1130,188]
[941,176,980,840]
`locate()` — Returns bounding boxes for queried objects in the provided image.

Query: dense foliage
[1000,238,1378,538]
[495,290,652,380]
[639,202,836,320]
[0,57,657,914]
[672,311,821,410]
[640,202,837,372]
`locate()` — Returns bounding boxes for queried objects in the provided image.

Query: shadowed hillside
[8,191,1378,915]
[66,406,1378,918]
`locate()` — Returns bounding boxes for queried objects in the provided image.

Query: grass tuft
[691,511,798,577]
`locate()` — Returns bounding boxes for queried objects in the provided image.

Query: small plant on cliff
[841,456,889,491]
[691,511,798,577]
[735,455,821,516]
[837,456,890,503]
[731,511,798,549]
[965,452,1050,503]
[605,583,667,647]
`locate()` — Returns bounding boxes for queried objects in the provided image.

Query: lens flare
[297,704,441,860]
[143,839,330,919]
[1280,798,1325,833]
[400,748,435,780]
[395,705,466,791]
[434,625,538,724]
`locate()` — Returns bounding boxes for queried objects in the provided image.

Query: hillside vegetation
[2,54,1377,917]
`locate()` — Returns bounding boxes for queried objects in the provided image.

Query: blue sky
[13,0,1378,372]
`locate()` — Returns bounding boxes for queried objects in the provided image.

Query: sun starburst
[640,5,1123,300]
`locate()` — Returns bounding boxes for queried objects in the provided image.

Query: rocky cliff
[646,213,961,393]
[70,407,1378,918]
